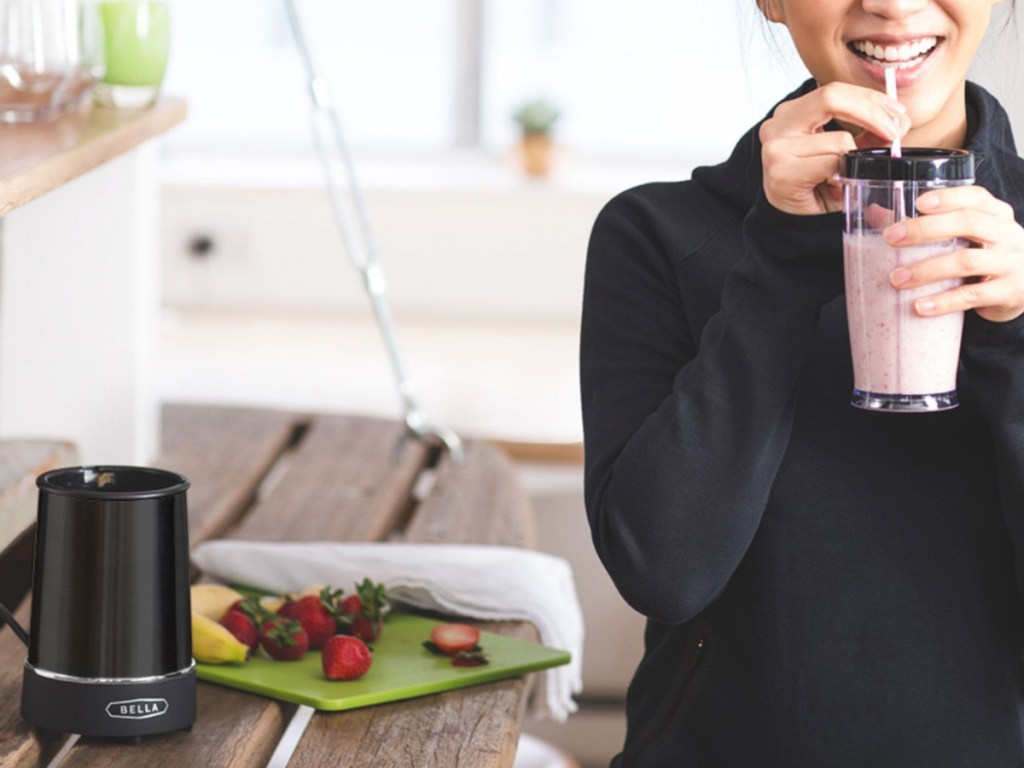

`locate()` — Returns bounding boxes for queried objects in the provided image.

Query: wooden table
[0,403,540,767]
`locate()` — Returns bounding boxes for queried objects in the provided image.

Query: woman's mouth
[849,36,940,70]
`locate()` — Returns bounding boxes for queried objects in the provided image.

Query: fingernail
[916,299,936,314]
[884,98,906,115]
[886,223,906,243]
[890,267,912,286]
[917,193,939,211]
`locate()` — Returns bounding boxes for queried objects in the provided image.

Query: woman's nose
[860,0,929,19]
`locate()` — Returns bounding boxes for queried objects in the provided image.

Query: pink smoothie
[844,233,964,397]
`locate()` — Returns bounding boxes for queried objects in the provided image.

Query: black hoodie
[580,80,1024,767]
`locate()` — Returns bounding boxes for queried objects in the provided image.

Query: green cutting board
[196,613,570,711]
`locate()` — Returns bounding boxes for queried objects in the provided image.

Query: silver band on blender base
[25,659,196,685]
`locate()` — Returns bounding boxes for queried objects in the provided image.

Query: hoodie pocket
[630,618,714,765]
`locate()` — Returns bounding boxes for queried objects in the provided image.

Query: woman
[580,0,1024,765]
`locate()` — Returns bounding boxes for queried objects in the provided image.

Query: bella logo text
[105,698,169,720]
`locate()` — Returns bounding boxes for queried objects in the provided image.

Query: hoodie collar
[692,79,1022,218]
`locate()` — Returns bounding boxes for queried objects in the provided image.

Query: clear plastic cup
[841,148,975,412]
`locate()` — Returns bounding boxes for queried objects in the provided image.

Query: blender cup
[841,147,975,412]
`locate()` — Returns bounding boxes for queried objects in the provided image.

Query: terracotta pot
[520,133,554,177]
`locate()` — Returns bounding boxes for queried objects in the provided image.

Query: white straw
[884,67,906,225]
[884,67,901,158]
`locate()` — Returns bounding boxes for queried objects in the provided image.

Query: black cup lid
[37,465,190,500]
[843,147,974,182]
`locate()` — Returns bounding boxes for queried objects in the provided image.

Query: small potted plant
[511,98,561,177]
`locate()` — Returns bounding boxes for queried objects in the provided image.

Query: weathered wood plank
[0,439,77,554]
[288,622,536,768]
[0,441,79,767]
[403,440,536,549]
[230,414,430,543]
[158,403,302,546]
[292,441,539,768]
[60,688,295,768]
[0,600,73,768]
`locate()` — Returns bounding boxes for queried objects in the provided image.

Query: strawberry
[338,579,388,643]
[293,590,340,650]
[339,594,362,616]
[429,623,480,655]
[220,609,259,650]
[321,635,373,681]
[276,597,301,620]
[451,650,489,667]
[220,595,268,650]
[260,617,309,661]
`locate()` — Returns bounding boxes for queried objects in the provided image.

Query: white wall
[971,2,1024,139]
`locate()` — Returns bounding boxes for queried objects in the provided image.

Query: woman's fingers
[886,212,1022,249]
[890,247,1009,290]
[882,185,1024,323]
[760,81,909,215]
[761,132,858,214]
[884,187,1018,248]
[895,255,1024,323]
[762,81,906,142]
[913,185,1016,218]
[884,185,1021,251]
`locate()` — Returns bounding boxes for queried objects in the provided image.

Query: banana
[191,583,243,621]
[191,611,249,664]
[260,595,286,614]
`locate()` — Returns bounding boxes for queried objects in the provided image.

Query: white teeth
[853,36,937,65]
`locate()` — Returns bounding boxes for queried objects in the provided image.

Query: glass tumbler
[93,0,169,109]
[0,0,104,122]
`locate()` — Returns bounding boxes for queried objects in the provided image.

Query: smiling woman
[759,0,1005,147]
[581,0,1024,766]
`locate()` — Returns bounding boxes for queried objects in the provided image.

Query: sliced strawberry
[322,635,373,681]
[451,650,489,667]
[429,623,481,655]
[260,617,309,661]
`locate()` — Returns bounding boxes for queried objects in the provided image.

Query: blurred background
[155,2,1024,765]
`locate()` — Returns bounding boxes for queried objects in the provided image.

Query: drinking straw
[884,66,905,224]
[884,67,902,158]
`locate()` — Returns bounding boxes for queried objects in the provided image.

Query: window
[162,1,1022,164]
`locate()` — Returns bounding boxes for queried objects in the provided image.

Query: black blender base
[21,664,196,739]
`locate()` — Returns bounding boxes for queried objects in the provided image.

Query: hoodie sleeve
[580,186,843,623]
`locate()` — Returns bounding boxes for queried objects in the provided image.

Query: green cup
[94,0,170,109]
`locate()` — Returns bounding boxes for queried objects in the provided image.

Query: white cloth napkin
[190,540,584,721]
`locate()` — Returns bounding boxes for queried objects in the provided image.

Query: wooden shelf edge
[0,97,187,217]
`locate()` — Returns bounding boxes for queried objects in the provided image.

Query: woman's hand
[759,81,909,215]
[885,187,1024,323]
